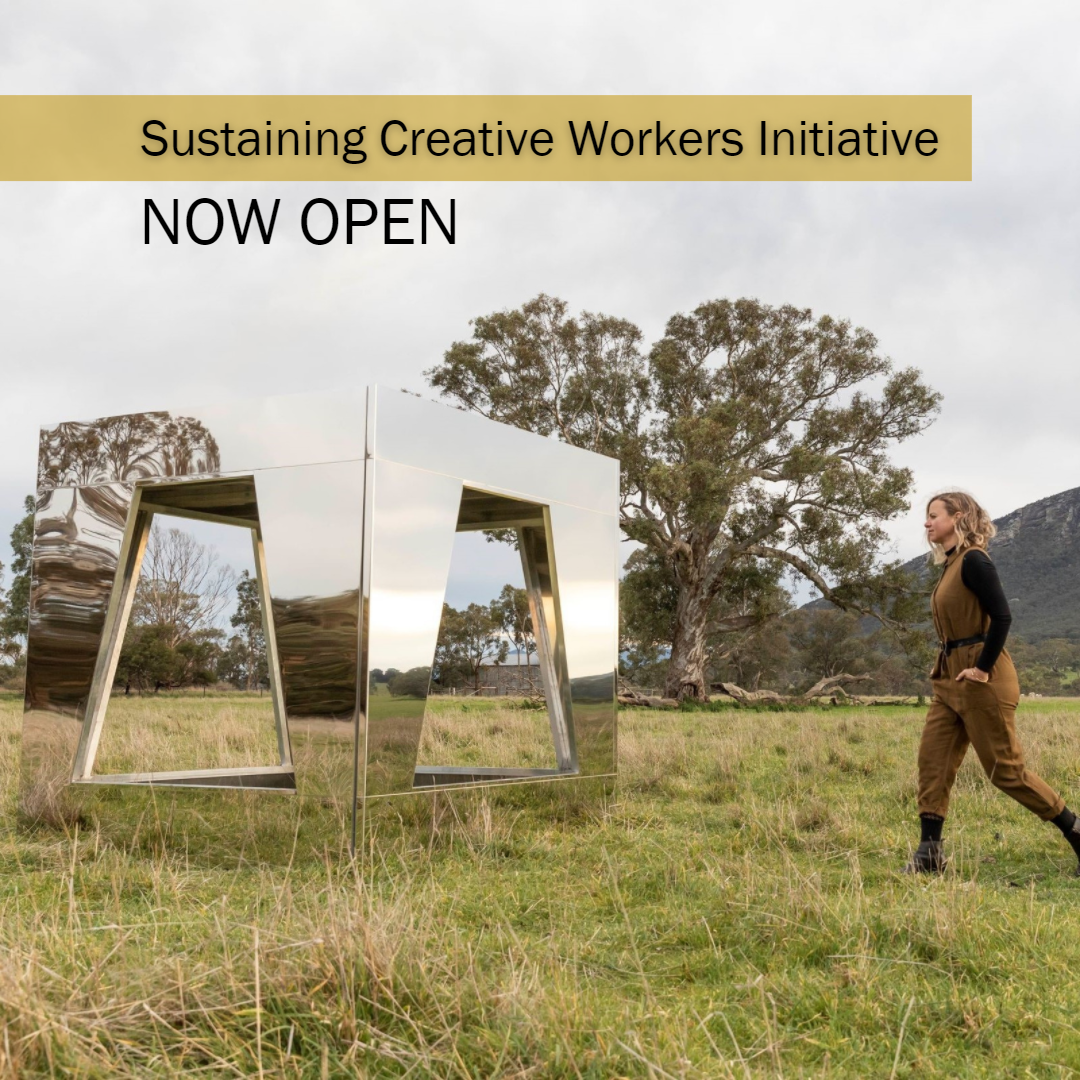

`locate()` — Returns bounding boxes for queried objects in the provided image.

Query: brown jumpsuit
[917,544,1064,820]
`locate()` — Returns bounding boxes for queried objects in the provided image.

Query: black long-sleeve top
[947,546,1012,672]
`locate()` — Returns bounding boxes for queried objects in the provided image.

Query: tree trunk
[664,577,713,701]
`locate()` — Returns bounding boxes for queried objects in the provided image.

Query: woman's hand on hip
[956,667,989,683]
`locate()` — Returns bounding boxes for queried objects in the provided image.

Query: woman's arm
[961,549,1012,672]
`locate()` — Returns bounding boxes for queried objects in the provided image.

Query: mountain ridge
[808,486,1080,642]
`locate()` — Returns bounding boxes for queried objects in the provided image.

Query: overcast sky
[2,1,1078,606]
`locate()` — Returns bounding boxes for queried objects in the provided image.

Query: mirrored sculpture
[22,387,619,846]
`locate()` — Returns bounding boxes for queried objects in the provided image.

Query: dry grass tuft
[16,776,88,833]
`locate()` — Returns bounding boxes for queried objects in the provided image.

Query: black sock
[920,814,944,843]
[1052,807,1080,859]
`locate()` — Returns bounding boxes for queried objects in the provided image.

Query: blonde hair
[926,491,997,564]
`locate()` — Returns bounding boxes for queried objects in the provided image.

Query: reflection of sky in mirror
[374,391,619,514]
[444,530,523,609]
[366,460,460,673]
[187,393,366,475]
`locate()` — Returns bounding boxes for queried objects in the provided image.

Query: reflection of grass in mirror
[416,695,557,769]
[92,691,280,775]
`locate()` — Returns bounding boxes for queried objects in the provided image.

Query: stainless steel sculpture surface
[23,388,619,844]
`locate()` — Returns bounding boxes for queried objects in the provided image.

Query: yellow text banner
[0,95,971,181]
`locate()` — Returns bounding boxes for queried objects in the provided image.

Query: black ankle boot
[1050,807,1080,875]
[1066,821,1080,877]
[902,839,947,874]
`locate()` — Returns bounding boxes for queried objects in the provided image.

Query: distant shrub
[388,666,432,698]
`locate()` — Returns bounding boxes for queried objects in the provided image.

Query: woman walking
[906,491,1080,874]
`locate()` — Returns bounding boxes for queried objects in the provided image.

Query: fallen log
[617,691,678,709]
[712,682,784,705]
[711,673,873,708]
[801,673,872,700]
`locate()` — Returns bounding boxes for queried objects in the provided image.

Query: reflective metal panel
[71,487,151,780]
[254,462,365,801]
[37,415,222,491]
[545,503,619,778]
[518,521,575,771]
[192,392,366,480]
[360,459,462,799]
[140,476,261,525]
[371,389,620,515]
[412,496,565,783]
[22,483,133,800]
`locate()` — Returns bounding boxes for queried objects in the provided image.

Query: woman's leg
[917,698,970,818]
[962,686,1064,819]
[961,687,1080,872]
[906,698,970,872]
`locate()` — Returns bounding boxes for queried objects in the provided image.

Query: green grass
[4,690,1080,1076]
[93,692,280,775]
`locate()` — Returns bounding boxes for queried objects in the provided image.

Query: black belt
[939,634,986,655]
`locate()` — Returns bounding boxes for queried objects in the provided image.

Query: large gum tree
[426,294,940,701]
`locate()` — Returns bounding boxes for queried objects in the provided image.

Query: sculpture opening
[414,526,557,775]
[71,477,294,791]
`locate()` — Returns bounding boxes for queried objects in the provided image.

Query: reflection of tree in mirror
[433,602,509,692]
[38,412,221,489]
[114,524,239,695]
[491,585,535,666]
[388,666,431,698]
[219,570,268,691]
[24,484,133,709]
[133,525,238,648]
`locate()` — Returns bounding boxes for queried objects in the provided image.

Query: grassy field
[93,693,282,775]
[3,692,1080,1076]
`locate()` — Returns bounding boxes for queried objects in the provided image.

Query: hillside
[802,486,1080,642]
[895,487,1080,642]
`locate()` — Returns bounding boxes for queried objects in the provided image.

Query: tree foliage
[132,525,237,651]
[490,585,535,665]
[37,413,221,490]
[1010,638,1080,696]
[434,602,510,691]
[428,294,940,699]
[0,496,34,657]
[388,666,432,698]
[108,526,270,694]
[115,624,227,694]
[223,570,267,691]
